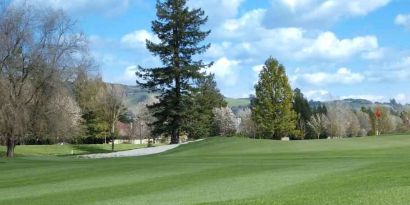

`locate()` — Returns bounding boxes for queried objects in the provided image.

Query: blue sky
[13,0,410,103]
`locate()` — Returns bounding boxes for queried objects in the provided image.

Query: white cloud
[88,35,118,50]
[390,56,410,80]
[121,30,160,49]
[299,32,378,60]
[121,65,138,84]
[395,14,410,29]
[188,0,244,26]
[212,9,380,61]
[266,0,390,28]
[207,57,240,85]
[252,64,264,74]
[222,9,265,33]
[395,94,410,104]
[304,89,334,101]
[207,9,379,94]
[251,64,265,84]
[362,49,385,60]
[113,64,151,86]
[279,0,317,11]
[300,67,365,85]
[308,0,389,17]
[367,55,410,82]
[12,0,131,16]
[206,42,233,58]
[92,52,131,69]
[218,9,267,39]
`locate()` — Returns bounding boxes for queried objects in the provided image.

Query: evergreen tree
[312,104,327,115]
[185,74,227,139]
[251,57,298,139]
[136,0,211,144]
[73,72,109,143]
[100,85,127,151]
[293,88,312,138]
[293,88,312,122]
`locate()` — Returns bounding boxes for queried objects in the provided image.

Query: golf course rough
[1,135,410,205]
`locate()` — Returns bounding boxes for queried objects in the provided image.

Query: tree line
[223,77,410,140]
[211,57,410,140]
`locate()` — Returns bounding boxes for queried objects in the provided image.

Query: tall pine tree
[137,0,211,144]
[185,74,227,139]
[252,57,298,139]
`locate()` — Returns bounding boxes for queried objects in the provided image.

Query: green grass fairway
[1,135,410,204]
[0,144,146,157]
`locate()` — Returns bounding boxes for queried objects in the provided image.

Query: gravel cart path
[81,140,203,159]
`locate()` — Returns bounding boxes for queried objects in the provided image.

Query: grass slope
[0,144,146,157]
[225,98,250,107]
[1,135,410,204]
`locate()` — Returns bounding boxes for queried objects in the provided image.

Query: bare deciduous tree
[307,114,329,139]
[101,84,126,151]
[237,108,257,138]
[390,115,404,133]
[307,113,329,139]
[0,4,89,157]
[326,103,347,138]
[356,111,372,136]
[326,102,360,138]
[123,96,157,144]
[378,107,394,134]
[346,111,360,137]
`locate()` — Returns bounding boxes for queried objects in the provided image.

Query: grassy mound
[1,135,410,204]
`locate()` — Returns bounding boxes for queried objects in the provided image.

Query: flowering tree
[212,107,237,136]
[307,114,329,139]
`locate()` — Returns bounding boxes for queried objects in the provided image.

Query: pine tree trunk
[170,129,179,144]
[6,138,16,158]
[170,74,181,145]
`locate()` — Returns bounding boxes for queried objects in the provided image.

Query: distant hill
[120,84,152,106]
[107,84,153,113]
[334,98,373,108]
[118,84,253,109]
[116,84,409,113]
[225,98,251,107]
[223,97,410,112]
